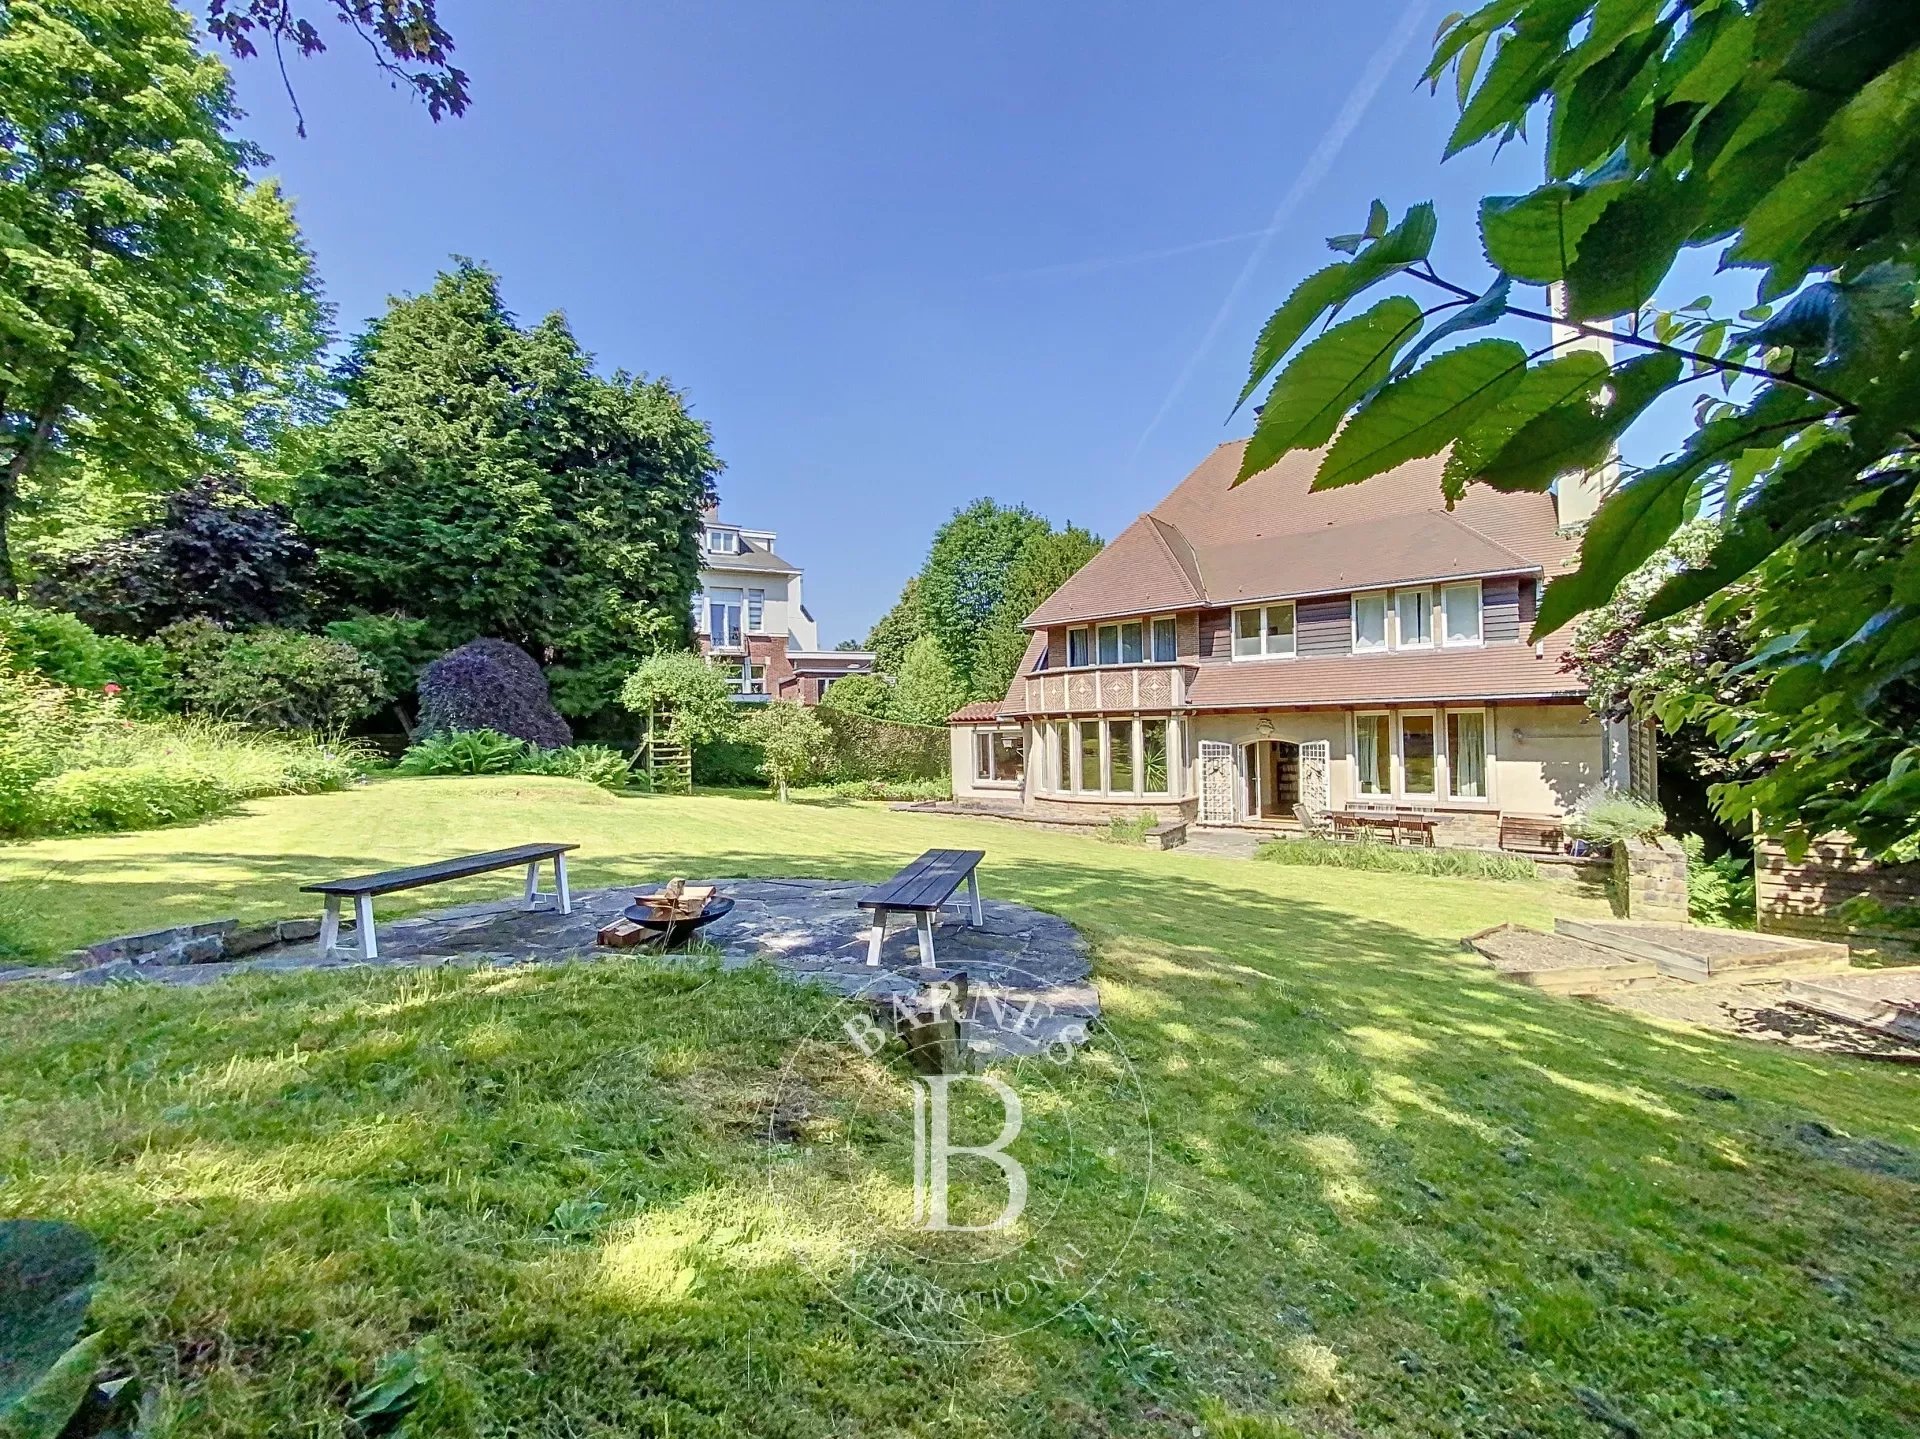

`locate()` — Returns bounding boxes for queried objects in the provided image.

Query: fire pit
[619,885,736,950]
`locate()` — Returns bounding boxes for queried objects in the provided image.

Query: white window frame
[1395,586,1434,650]
[1231,602,1297,661]
[746,587,766,632]
[705,527,739,555]
[1443,706,1492,803]
[1149,615,1178,663]
[1353,710,1392,797]
[1140,716,1172,796]
[973,726,1024,787]
[1351,592,1389,654]
[1067,627,1090,668]
[1398,709,1439,798]
[1442,581,1484,648]
[707,588,744,649]
[730,659,767,697]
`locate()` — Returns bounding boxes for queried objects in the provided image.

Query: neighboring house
[692,508,874,703]
[947,440,1646,844]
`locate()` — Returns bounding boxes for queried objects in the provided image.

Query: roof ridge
[1424,506,1535,571]
[1143,514,1206,603]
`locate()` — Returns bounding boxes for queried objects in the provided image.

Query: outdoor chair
[1292,803,1334,839]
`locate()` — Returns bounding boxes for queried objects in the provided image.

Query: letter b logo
[910,1075,1027,1232]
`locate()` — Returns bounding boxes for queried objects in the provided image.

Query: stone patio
[12,879,1098,1060]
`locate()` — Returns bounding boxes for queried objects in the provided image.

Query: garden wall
[1757,833,1920,955]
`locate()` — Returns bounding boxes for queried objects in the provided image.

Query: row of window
[692,586,767,647]
[1054,582,1488,670]
[1043,718,1174,797]
[1355,708,1488,801]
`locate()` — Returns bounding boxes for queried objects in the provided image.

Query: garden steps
[1553,919,1852,983]
[1782,968,1920,1043]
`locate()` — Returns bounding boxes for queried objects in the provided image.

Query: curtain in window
[1448,712,1486,798]
[1353,594,1388,651]
[1356,715,1388,793]
[1151,617,1177,662]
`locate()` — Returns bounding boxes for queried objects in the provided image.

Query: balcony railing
[1018,663,1194,715]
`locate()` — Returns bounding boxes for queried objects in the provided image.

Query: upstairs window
[705,528,740,555]
[1232,603,1296,659]
[1096,620,1144,665]
[746,588,765,631]
[1067,627,1090,667]
[1442,582,1483,646]
[1352,593,1388,653]
[1150,616,1178,663]
[1396,587,1433,648]
[707,589,743,648]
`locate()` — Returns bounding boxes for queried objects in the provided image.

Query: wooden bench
[1499,814,1566,855]
[301,842,577,960]
[857,848,985,967]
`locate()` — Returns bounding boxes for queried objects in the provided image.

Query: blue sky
[226,0,1701,646]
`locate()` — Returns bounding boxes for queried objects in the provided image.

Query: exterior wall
[1490,701,1604,816]
[693,567,817,649]
[1296,595,1349,657]
[949,723,1028,803]
[1483,576,1522,645]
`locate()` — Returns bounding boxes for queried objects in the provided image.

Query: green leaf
[1668,10,1753,108]
[1548,24,1666,178]
[0,1222,98,1413]
[1535,458,1696,634]
[1456,30,1492,107]
[1235,296,1424,485]
[1447,35,1560,156]
[1779,0,1920,97]
[1479,182,1615,281]
[1445,350,1611,496]
[1392,274,1510,377]
[1366,199,1390,237]
[1314,339,1529,490]
[1236,262,1359,409]
[1478,352,1682,491]
[1562,172,1698,319]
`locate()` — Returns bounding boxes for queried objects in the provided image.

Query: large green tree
[863,574,927,676]
[972,522,1103,701]
[1233,0,1920,858]
[296,262,719,717]
[0,0,329,598]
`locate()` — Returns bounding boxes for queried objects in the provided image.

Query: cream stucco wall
[1487,701,1604,816]
[694,568,818,650]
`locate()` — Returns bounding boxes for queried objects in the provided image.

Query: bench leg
[317,896,341,959]
[865,911,888,967]
[523,861,541,911]
[554,853,572,915]
[916,910,937,967]
[966,870,983,927]
[354,893,379,960]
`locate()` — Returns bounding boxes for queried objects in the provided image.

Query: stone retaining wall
[1614,836,1689,921]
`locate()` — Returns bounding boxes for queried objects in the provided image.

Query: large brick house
[692,509,873,704]
[946,441,1641,844]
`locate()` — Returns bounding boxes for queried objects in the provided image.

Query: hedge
[693,706,950,788]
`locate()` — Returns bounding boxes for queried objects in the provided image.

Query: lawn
[0,777,1916,1437]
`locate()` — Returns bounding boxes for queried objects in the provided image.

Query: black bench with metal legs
[300,842,578,960]
[857,848,985,967]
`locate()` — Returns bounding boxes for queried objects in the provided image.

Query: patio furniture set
[1291,803,1571,853]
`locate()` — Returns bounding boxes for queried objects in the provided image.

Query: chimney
[1549,282,1617,530]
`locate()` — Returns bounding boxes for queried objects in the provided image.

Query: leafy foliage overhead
[0,0,330,600]
[1234,0,1920,857]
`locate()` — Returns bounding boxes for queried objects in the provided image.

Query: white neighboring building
[691,509,873,702]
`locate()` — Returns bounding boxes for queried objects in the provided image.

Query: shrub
[737,701,834,801]
[817,673,894,720]
[619,651,737,749]
[1567,786,1668,846]
[1683,834,1756,929]
[799,776,951,802]
[1104,811,1160,845]
[890,634,966,725]
[1255,837,1541,881]
[418,638,572,749]
[32,474,315,635]
[162,620,388,732]
[395,728,532,776]
[29,764,229,833]
[691,736,766,788]
[812,707,949,783]
[322,613,437,700]
[537,744,636,793]
[0,601,171,709]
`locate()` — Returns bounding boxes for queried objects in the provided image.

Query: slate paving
[10,879,1097,1060]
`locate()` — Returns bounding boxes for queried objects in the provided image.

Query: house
[692,508,873,703]
[946,441,1642,845]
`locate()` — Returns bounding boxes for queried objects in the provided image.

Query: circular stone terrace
[18,880,1098,1060]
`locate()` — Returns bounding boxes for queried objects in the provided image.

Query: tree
[737,701,832,802]
[917,500,1051,697]
[31,476,315,635]
[889,634,965,726]
[832,637,867,652]
[864,575,926,676]
[0,0,330,599]
[619,651,737,750]
[973,523,1103,701]
[1231,2,1920,859]
[296,262,718,718]
[161,619,387,732]
[816,672,894,721]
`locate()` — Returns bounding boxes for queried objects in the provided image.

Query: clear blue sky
[224,0,1695,646]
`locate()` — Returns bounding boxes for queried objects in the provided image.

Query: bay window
[1107,720,1134,792]
[1078,722,1101,794]
[1352,592,1389,653]
[1057,722,1073,791]
[1141,719,1170,794]
[1442,582,1483,646]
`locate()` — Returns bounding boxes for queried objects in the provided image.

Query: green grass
[0,777,1916,1436]
[1256,835,1542,881]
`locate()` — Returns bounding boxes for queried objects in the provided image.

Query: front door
[1198,741,1238,825]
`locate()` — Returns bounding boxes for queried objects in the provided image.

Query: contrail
[986,227,1291,281]
[1131,0,1434,458]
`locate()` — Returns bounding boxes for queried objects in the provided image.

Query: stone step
[1783,967,1920,1041]
[1553,918,1853,984]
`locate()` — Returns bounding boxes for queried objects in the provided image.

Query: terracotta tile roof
[948,700,1006,724]
[1026,515,1205,627]
[1024,439,1577,628]
[1181,634,1585,711]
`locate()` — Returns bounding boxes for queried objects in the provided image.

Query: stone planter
[1613,835,1689,922]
